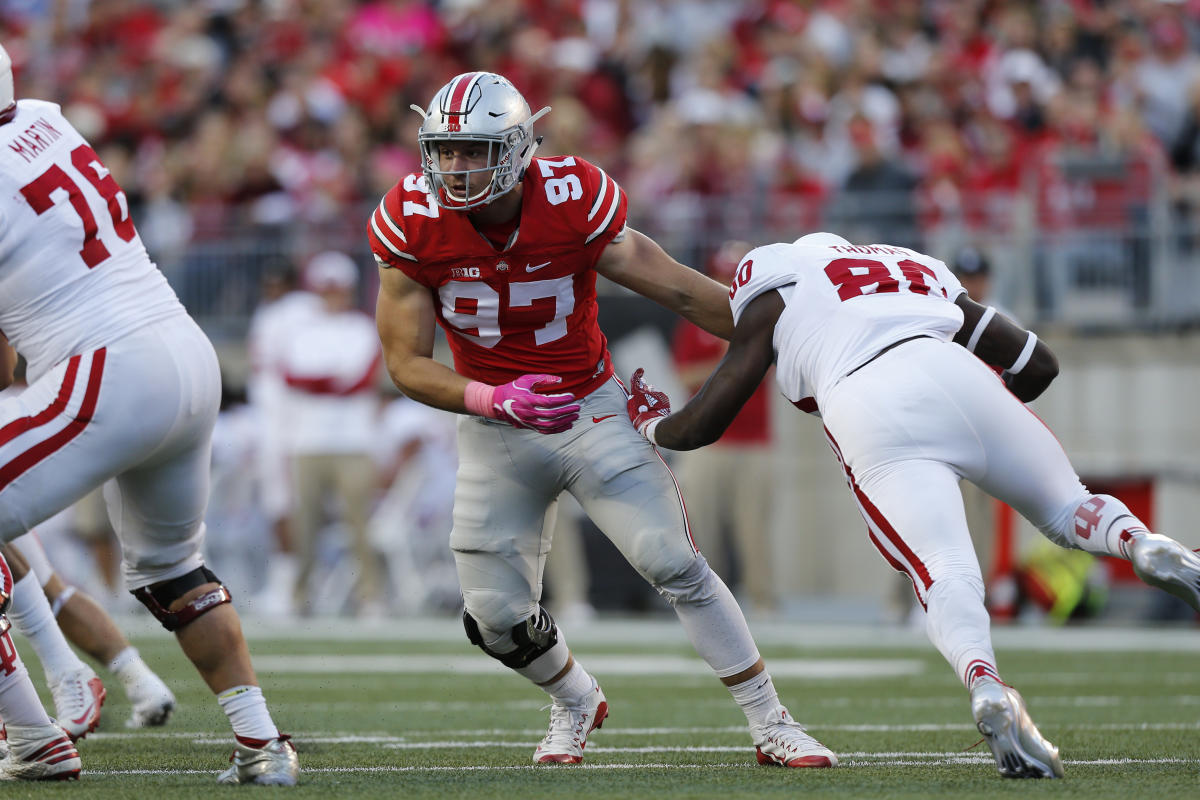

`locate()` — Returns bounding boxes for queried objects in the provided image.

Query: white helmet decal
[411,72,550,211]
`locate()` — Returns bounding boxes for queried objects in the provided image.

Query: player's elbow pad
[1008,347,1058,402]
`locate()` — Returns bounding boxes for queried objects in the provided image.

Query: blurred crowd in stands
[10,0,1196,620]
[4,0,1200,273]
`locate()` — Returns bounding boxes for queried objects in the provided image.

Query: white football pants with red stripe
[821,338,1137,687]
[0,315,220,591]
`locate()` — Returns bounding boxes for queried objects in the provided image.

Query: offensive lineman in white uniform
[0,44,298,784]
[626,232,1200,779]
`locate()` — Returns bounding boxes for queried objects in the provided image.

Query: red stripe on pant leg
[0,355,81,446]
[824,426,934,600]
[865,528,927,609]
[0,349,105,491]
[849,479,933,592]
[652,447,698,554]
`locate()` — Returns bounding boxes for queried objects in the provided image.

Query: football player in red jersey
[370,72,836,768]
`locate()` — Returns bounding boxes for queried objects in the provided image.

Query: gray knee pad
[463,606,558,669]
[652,555,717,609]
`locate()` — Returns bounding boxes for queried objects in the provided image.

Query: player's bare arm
[952,294,1058,402]
[0,334,14,390]
[631,289,784,451]
[595,228,735,340]
[376,265,473,412]
[375,265,579,432]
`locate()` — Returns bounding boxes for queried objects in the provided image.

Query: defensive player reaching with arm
[370,71,835,767]
[0,44,296,784]
[628,231,1200,779]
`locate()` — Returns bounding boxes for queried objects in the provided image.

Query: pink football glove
[626,368,671,442]
[467,374,580,434]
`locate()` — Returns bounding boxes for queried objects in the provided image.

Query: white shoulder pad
[728,243,799,325]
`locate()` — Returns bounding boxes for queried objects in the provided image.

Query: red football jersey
[368,156,628,397]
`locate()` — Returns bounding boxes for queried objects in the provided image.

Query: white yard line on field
[85,719,1200,747]
[83,756,1198,777]
[90,613,1194,653]
[250,653,925,679]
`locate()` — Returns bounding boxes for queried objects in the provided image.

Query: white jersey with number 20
[0,99,184,381]
[727,241,967,411]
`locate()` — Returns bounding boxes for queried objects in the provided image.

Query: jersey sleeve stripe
[369,215,417,262]
[586,169,612,222]
[585,184,622,244]
[374,199,407,243]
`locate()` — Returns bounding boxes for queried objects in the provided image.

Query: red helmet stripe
[445,71,482,132]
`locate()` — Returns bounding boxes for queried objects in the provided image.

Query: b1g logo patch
[451,266,481,279]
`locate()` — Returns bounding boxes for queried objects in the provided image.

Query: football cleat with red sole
[753,705,838,768]
[216,735,299,785]
[0,722,81,781]
[533,680,608,764]
[50,668,106,742]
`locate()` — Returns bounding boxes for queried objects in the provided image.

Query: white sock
[217,685,279,743]
[0,631,54,727]
[6,573,88,682]
[1067,495,1150,559]
[663,559,762,677]
[922,576,1003,690]
[108,646,154,694]
[538,660,595,704]
[511,635,570,682]
[728,672,780,729]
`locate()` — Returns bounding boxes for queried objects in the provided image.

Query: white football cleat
[753,705,837,768]
[0,722,81,781]
[124,671,176,729]
[533,679,608,764]
[1130,533,1200,611]
[49,667,105,742]
[971,679,1063,779]
[216,735,299,785]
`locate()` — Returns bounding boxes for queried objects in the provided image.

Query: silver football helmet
[1,43,14,112]
[411,72,550,210]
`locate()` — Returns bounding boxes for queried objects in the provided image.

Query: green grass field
[9,616,1200,799]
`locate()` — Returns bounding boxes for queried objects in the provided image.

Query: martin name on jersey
[728,241,967,414]
[368,155,627,397]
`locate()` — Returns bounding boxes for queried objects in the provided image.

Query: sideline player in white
[0,44,297,784]
[626,232,1200,779]
[371,72,835,767]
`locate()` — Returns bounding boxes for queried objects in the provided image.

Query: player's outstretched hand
[492,374,581,434]
[626,368,671,442]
